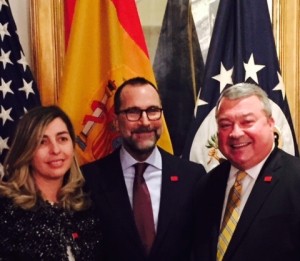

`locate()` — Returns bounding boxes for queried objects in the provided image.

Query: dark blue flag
[153,0,204,156]
[183,0,298,171]
[0,0,41,176]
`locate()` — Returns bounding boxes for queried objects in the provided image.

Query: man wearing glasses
[82,77,206,261]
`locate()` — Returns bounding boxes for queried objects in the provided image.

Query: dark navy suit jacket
[193,148,300,261]
[82,147,206,261]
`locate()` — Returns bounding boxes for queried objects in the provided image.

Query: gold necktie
[217,171,247,261]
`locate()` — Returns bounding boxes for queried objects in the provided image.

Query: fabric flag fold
[64,0,76,47]
[0,0,41,176]
[153,0,204,156]
[183,0,298,171]
[59,0,173,165]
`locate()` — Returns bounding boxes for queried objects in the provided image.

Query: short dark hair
[114,77,160,113]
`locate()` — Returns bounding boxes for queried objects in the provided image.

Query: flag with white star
[182,0,298,171]
[0,0,41,175]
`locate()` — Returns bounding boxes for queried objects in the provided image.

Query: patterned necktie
[133,163,155,254]
[217,171,247,261]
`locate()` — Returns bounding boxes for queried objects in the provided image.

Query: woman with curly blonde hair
[0,105,102,260]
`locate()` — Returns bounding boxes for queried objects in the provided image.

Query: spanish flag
[59,0,173,165]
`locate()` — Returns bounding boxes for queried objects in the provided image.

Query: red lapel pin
[170,176,179,182]
[264,176,272,182]
[72,232,79,239]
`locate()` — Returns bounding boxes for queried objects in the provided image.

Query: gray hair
[215,82,272,118]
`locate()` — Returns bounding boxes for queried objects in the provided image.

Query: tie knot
[134,163,149,177]
[236,170,247,183]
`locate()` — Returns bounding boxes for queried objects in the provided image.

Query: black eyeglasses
[117,107,163,122]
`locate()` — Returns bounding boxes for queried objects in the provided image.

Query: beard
[122,127,160,158]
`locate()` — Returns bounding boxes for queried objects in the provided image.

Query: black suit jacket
[82,147,205,261]
[193,148,300,261]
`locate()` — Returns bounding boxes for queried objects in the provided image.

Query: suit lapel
[151,152,181,252]
[225,149,282,259]
[100,150,144,251]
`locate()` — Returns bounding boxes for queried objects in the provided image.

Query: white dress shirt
[120,146,162,230]
[220,146,274,225]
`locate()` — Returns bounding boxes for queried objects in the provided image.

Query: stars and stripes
[0,0,41,176]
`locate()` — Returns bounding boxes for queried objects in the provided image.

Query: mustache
[133,127,153,133]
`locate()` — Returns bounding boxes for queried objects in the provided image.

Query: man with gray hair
[193,82,300,261]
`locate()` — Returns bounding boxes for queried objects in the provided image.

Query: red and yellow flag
[64,0,76,47]
[59,0,173,165]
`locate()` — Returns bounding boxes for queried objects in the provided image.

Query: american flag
[0,0,41,176]
[182,0,298,171]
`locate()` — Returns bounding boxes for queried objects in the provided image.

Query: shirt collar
[120,146,162,171]
[229,143,274,180]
